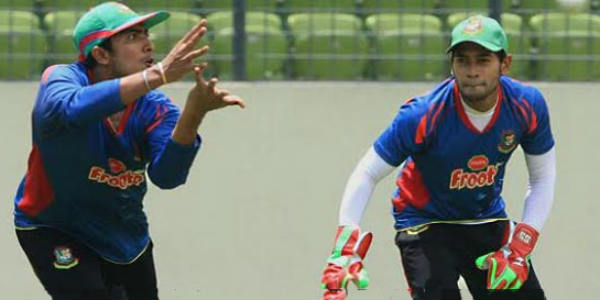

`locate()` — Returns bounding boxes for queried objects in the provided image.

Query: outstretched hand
[159,19,210,83]
[187,63,245,114]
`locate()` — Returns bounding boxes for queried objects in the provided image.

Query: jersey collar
[453,81,503,135]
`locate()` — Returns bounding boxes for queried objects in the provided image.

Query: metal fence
[0,0,599,81]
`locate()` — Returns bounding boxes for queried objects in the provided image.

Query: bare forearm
[119,67,163,105]
[171,109,206,145]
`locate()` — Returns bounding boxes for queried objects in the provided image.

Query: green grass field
[0,81,597,299]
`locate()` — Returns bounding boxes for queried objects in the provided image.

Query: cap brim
[446,38,503,53]
[112,11,170,36]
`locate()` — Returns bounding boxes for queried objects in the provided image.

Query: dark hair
[83,38,113,68]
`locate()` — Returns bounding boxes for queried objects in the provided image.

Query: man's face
[451,42,510,102]
[105,24,154,76]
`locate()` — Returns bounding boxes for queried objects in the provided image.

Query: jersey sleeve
[37,65,124,137]
[142,92,201,189]
[519,88,555,155]
[373,99,428,167]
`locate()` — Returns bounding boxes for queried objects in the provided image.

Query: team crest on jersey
[498,130,517,153]
[53,246,79,269]
[88,158,145,190]
[450,155,500,190]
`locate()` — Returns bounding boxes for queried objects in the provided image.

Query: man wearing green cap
[13,2,244,299]
[320,15,555,299]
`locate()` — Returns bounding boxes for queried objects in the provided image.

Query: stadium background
[0,0,599,81]
[1,0,599,299]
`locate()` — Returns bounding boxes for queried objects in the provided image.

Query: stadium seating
[43,11,84,64]
[447,13,532,79]
[206,11,282,31]
[530,12,600,80]
[0,9,40,28]
[118,0,199,12]
[361,0,439,15]
[518,0,560,13]
[0,10,45,79]
[211,25,287,80]
[284,0,359,14]
[438,0,519,14]
[150,12,203,56]
[39,0,102,12]
[0,27,47,79]
[199,0,282,14]
[0,0,39,11]
[366,13,445,80]
[206,11,286,79]
[288,13,368,80]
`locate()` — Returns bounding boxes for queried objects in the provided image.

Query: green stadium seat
[40,0,102,12]
[288,13,368,80]
[438,0,517,14]
[439,0,487,12]
[361,0,439,15]
[284,0,358,14]
[206,11,286,80]
[212,25,287,80]
[42,1,199,13]
[119,0,199,12]
[366,13,445,80]
[206,11,282,31]
[0,9,40,28]
[44,11,85,64]
[0,0,39,11]
[288,12,362,32]
[199,0,282,14]
[518,0,560,13]
[0,27,47,79]
[206,11,284,79]
[150,12,203,56]
[446,13,532,79]
[150,12,213,79]
[499,13,532,78]
[530,13,600,80]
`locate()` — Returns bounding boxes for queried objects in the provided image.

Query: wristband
[142,69,152,91]
[156,62,168,84]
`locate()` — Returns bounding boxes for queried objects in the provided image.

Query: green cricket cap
[447,15,508,53]
[73,1,169,61]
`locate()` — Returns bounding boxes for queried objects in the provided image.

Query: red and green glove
[475,222,540,290]
[321,225,373,300]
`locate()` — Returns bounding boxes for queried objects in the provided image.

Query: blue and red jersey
[13,62,200,263]
[374,76,554,230]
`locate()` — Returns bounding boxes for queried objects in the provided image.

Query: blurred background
[0,0,599,81]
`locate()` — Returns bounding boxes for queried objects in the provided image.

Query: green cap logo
[462,17,483,35]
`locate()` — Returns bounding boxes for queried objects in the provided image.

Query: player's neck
[461,92,498,113]
[89,65,118,83]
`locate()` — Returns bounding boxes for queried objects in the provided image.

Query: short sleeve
[373,100,427,167]
[520,89,555,155]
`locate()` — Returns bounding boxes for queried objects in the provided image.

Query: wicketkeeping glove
[320,225,373,300]
[475,222,539,290]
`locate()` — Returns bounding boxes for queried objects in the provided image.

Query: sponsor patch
[88,158,145,190]
[450,155,500,190]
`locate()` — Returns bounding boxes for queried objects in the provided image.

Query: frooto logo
[449,155,500,190]
[88,158,145,190]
